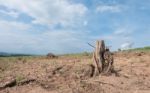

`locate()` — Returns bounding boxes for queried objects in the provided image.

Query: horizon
[0,0,150,55]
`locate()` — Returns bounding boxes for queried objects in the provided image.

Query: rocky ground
[0,51,150,93]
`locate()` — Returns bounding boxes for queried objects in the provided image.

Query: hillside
[0,52,34,57]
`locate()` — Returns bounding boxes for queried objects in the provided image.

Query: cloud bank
[0,0,149,54]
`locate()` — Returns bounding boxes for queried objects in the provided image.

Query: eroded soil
[0,51,150,93]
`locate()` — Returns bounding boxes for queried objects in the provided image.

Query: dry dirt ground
[0,51,150,93]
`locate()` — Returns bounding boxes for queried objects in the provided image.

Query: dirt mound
[50,64,95,78]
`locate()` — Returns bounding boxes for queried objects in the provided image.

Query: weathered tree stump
[93,40,105,74]
[93,40,114,75]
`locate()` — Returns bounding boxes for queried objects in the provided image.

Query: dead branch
[87,42,95,48]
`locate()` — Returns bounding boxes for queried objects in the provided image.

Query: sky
[0,0,149,54]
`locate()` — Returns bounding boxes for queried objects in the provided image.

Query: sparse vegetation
[128,46,150,52]
[15,74,25,84]
[62,52,92,58]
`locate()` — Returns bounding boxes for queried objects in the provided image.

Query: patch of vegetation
[0,74,4,79]
[15,74,25,84]
[0,57,29,71]
[62,52,92,58]
[0,58,13,71]
[128,46,150,52]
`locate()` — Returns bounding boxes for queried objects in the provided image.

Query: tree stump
[93,40,114,75]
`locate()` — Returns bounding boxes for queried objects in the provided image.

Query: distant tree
[118,48,121,51]
[47,53,57,58]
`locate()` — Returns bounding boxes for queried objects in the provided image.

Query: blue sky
[0,0,149,54]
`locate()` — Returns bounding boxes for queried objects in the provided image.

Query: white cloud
[0,20,35,53]
[0,0,148,54]
[0,20,30,32]
[121,42,134,50]
[0,9,19,18]
[96,5,121,13]
[0,20,92,54]
[0,0,88,27]
[113,24,137,38]
[0,0,90,54]
[114,28,134,38]
[39,30,89,53]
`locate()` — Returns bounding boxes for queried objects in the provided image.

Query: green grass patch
[127,46,150,52]
[62,52,92,58]
[15,74,25,84]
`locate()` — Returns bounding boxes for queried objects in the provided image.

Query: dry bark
[93,40,114,75]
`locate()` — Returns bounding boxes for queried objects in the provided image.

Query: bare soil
[0,51,150,93]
